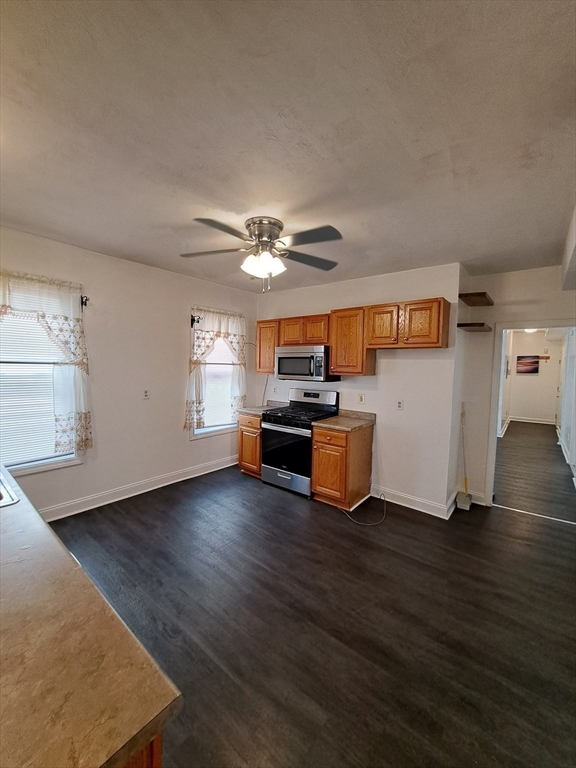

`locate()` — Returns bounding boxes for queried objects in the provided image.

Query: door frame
[485,317,574,506]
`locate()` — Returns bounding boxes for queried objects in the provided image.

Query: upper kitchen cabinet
[401,298,450,347]
[365,304,400,347]
[278,314,330,346]
[329,307,376,376]
[303,314,330,345]
[256,320,279,374]
[279,317,304,346]
[366,298,450,348]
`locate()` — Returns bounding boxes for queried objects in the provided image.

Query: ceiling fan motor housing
[245,216,284,245]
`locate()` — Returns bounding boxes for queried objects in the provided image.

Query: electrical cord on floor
[338,494,387,526]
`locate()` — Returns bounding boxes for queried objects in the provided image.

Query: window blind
[0,314,74,466]
[203,338,236,428]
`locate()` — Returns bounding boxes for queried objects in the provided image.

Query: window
[201,338,237,431]
[0,271,92,470]
[185,307,246,436]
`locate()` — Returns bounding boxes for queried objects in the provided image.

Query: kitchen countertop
[312,410,376,432]
[237,401,286,416]
[0,469,182,768]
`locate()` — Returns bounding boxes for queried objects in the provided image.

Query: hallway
[494,421,576,523]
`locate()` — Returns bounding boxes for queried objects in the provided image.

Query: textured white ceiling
[1,0,574,293]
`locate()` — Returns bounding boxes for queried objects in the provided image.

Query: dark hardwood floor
[494,420,576,522]
[51,467,576,768]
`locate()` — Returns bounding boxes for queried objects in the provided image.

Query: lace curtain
[0,270,93,453]
[184,307,246,430]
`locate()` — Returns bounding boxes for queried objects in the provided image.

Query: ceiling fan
[180,217,342,290]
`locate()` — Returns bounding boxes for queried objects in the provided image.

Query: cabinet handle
[313,445,317,449]
[392,337,397,341]
[404,337,409,341]
[326,436,331,440]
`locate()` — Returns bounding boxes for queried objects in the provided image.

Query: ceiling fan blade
[194,218,251,242]
[283,249,338,271]
[180,248,241,258]
[281,225,342,248]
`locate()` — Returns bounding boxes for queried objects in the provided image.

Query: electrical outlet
[396,400,403,410]
[358,394,365,404]
[273,387,277,394]
[143,389,150,400]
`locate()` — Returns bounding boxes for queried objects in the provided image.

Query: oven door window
[277,356,313,377]
[262,429,312,478]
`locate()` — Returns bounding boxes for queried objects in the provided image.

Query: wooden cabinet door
[256,320,279,373]
[303,314,329,345]
[400,299,444,346]
[365,304,400,347]
[279,317,304,346]
[329,308,366,375]
[238,427,261,475]
[312,442,347,500]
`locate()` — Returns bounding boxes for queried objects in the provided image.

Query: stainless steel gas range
[261,388,339,497]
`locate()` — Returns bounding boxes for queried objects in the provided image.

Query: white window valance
[0,270,93,455]
[184,306,246,431]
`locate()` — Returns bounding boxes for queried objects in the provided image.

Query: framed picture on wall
[516,355,539,374]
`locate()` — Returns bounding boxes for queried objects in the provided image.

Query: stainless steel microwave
[274,346,341,382]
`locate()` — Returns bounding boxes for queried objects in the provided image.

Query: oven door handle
[262,423,312,437]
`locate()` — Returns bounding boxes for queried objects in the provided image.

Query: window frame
[0,361,83,475]
[189,337,239,440]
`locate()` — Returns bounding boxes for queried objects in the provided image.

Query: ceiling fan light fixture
[241,250,286,278]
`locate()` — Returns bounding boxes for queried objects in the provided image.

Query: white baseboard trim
[40,456,239,522]
[497,417,511,438]
[509,417,556,425]
[370,485,454,520]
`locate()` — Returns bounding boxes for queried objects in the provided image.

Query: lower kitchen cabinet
[312,424,374,511]
[123,734,163,768]
[238,414,261,477]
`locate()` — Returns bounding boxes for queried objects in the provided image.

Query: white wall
[459,265,576,505]
[562,206,576,291]
[0,228,258,519]
[257,263,461,518]
[559,328,576,479]
[507,330,562,424]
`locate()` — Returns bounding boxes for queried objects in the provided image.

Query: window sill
[190,424,238,441]
[9,456,83,477]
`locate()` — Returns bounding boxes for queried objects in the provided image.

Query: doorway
[492,327,576,523]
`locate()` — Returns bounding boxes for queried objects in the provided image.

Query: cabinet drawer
[313,428,347,447]
[239,414,261,430]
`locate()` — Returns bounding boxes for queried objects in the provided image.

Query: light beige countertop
[0,469,182,768]
[237,406,270,416]
[312,410,376,432]
[237,401,287,416]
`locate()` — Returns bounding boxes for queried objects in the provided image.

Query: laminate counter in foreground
[0,469,182,768]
